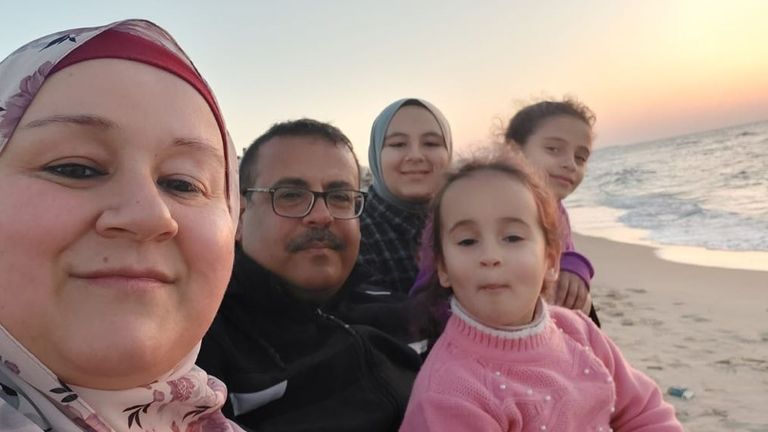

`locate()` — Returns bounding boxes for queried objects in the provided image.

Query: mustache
[286,228,345,252]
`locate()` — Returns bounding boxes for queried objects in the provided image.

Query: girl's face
[437,171,556,327]
[519,115,592,200]
[0,59,234,389]
[380,105,450,202]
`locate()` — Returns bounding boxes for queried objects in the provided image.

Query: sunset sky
[3,1,768,159]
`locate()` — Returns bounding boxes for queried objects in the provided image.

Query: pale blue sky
[3,1,767,159]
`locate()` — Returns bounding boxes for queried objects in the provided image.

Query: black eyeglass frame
[243,187,367,219]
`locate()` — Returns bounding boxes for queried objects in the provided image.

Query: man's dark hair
[239,118,360,192]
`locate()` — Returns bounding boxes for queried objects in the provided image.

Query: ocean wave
[570,120,768,252]
[594,167,656,196]
[611,194,768,251]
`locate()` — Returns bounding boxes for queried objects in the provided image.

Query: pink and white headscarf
[0,19,242,432]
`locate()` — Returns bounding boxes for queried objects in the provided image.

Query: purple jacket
[558,202,595,285]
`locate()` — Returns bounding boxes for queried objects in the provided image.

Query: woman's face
[0,59,234,389]
[380,105,450,202]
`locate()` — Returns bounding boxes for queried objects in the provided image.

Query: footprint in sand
[639,318,664,327]
[733,334,762,344]
[604,289,629,301]
[674,409,690,422]
[722,419,762,430]
[627,288,647,294]
[738,357,768,372]
[681,314,711,323]
[716,328,736,337]
[701,408,729,418]
[739,357,768,372]
[712,357,768,373]
[666,358,690,369]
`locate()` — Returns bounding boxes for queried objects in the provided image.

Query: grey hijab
[368,98,453,212]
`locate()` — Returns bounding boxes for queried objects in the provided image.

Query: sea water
[567,120,768,271]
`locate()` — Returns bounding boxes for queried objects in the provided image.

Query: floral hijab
[367,98,453,212]
[0,19,241,432]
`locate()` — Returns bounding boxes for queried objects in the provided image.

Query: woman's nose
[95,174,178,242]
[404,143,426,162]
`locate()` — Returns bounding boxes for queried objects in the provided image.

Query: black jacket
[198,246,421,432]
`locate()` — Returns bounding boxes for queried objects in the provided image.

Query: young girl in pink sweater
[410,99,600,332]
[400,153,683,431]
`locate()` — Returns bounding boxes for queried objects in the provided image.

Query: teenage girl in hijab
[0,20,243,431]
[358,99,452,294]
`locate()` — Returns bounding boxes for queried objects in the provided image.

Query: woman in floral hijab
[0,19,243,431]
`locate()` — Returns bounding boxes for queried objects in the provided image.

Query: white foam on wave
[568,205,768,272]
[654,245,768,272]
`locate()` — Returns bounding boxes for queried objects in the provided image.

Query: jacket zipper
[315,309,403,416]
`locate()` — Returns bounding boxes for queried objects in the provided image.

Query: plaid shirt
[358,189,427,294]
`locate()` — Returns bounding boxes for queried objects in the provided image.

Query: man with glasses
[199,119,421,432]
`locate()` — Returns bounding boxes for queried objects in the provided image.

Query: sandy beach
[576,233,768,431]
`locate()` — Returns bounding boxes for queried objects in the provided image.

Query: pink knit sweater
[400,300,683,431]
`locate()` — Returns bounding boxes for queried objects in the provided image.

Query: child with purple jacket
[411,99,599,329]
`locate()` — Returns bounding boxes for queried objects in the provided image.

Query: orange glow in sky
[2,1,768,159]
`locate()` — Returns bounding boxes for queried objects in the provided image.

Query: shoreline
[568,206,768,272]
[576,233,768,431]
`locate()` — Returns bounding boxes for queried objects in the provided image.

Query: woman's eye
[503,235,523,243]
[159,178,203,194]
[424,141,443,147]
[386,141,406,148]
[457,238,477,246]
[45,163,105,179]
[545,146,558,153]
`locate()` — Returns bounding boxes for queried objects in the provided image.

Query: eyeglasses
[244,187,367,219]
